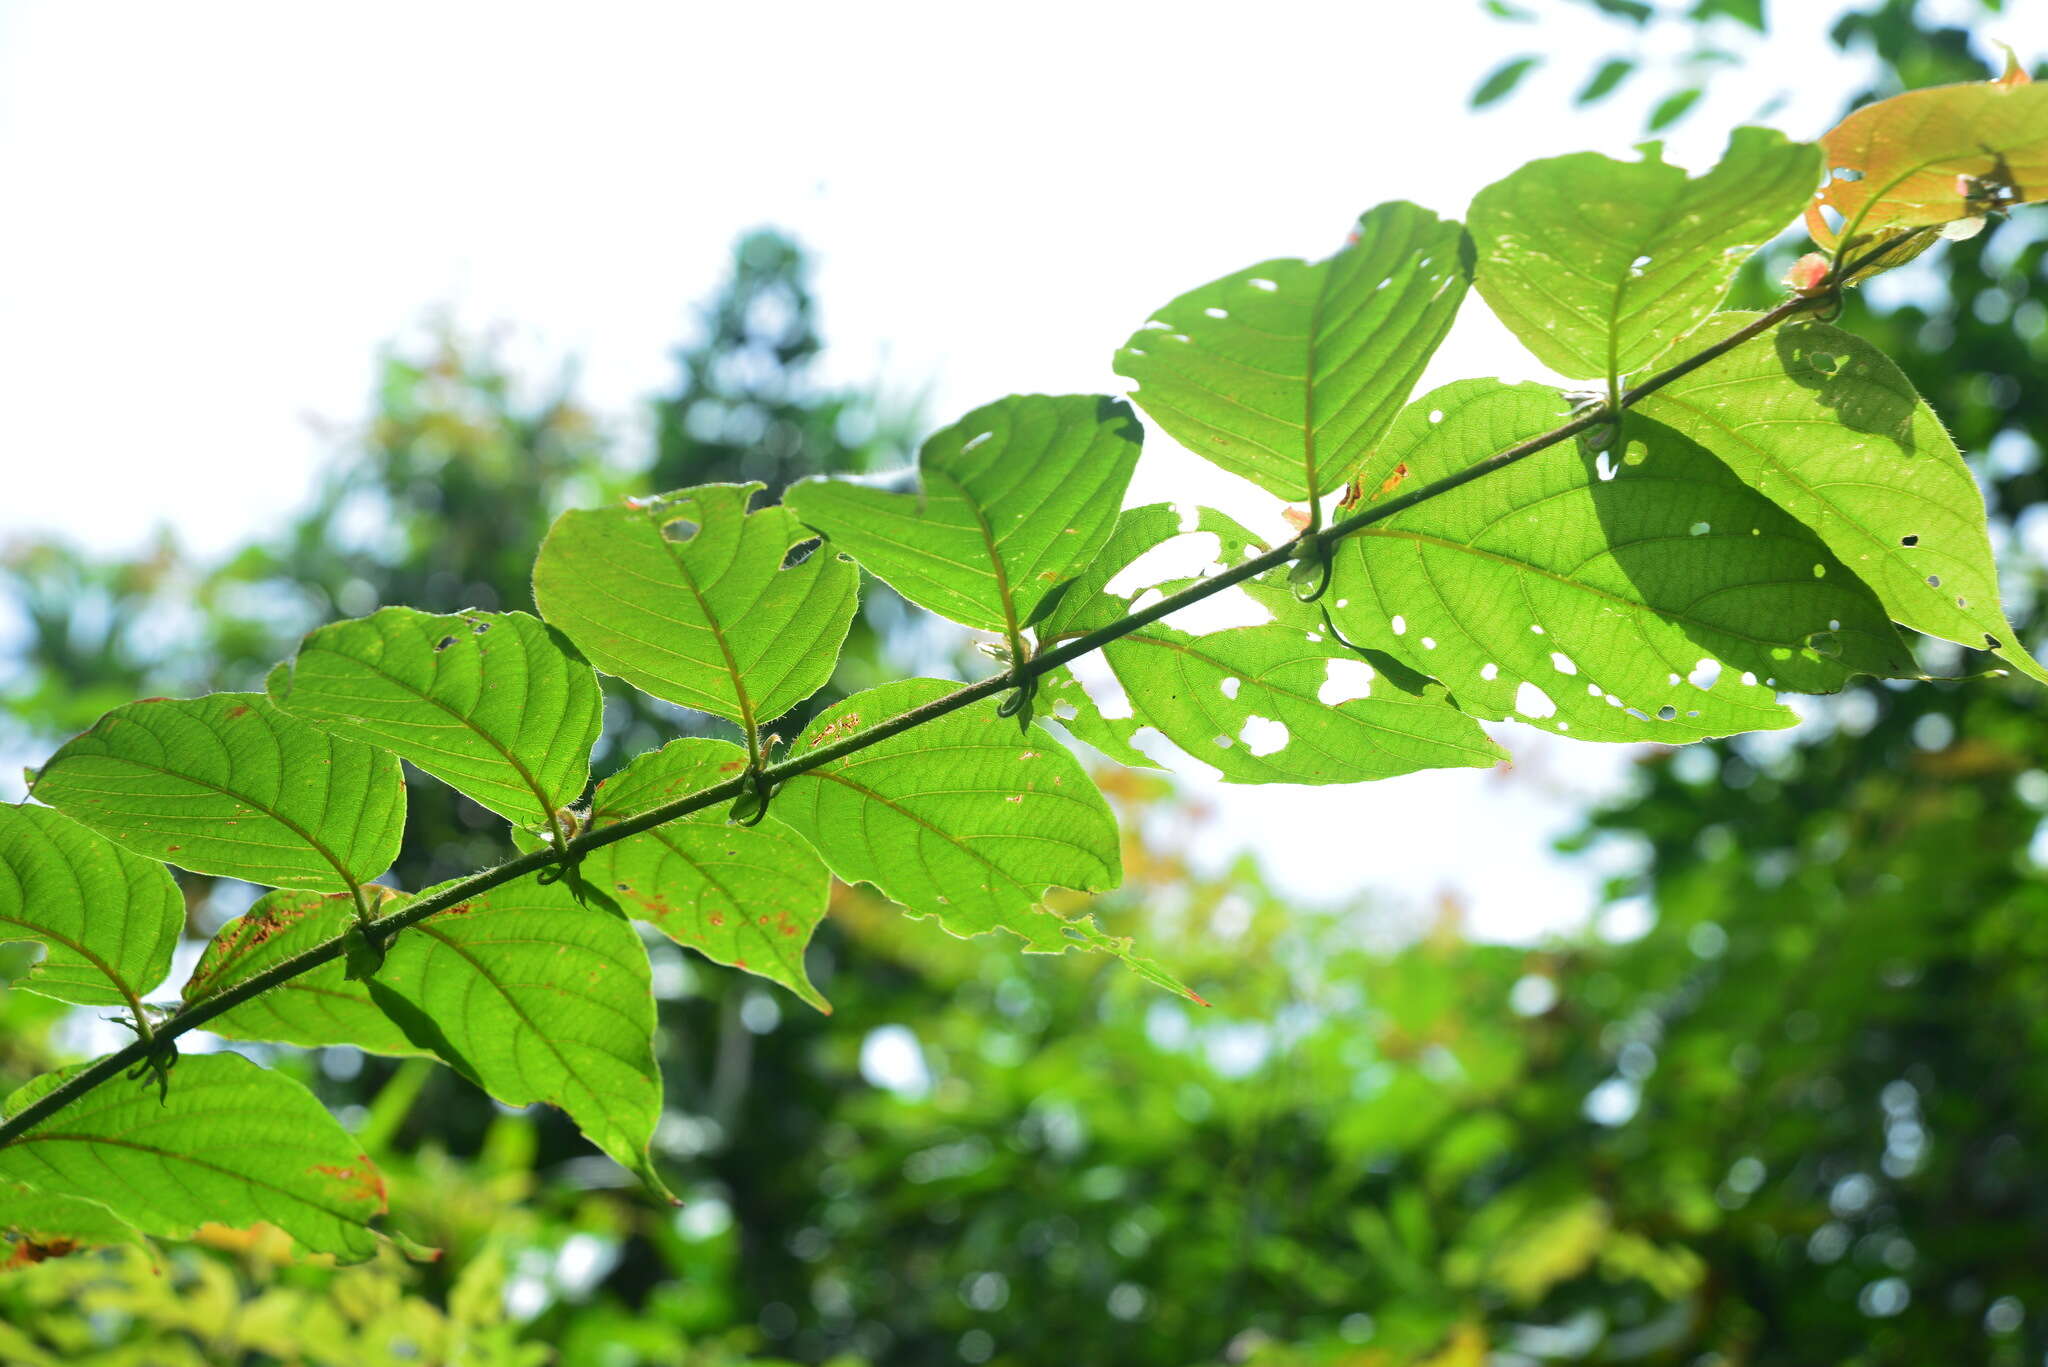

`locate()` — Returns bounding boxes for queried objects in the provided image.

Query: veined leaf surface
[1115,201,1468,501]
[30,693,404,894]
[768,680,1197,996]
[183,886,421,1056]
[1807,71,2048,251]
[1470,127,1820,381]
[1328,380,1914,742]
[533,482,857,730]
[1636,314,2046,682]
[1036,505,1505,782]
[0,1182,148,1256]
[0,1053,385,1261]
[587,738,831,1011]
[268,608,602,831]
[785,394,1140,635]
[0,803,182,1009]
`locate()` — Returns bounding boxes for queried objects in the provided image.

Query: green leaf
[1115,202,1469,502]
[1635,314,2047,683]
[533,482,859,730]
[771,680,1192,994]
[0,1181,148,1256]
[1575,57,1636,105]
[1326,380,1915,742]
[369,876,669,1197]
[29,693,404,894]
[1471,56,1540,109]
[268,608,602,832]
[785,395,1141,637]
[183,886,422,1056]
[1034,505,1506,783]
[188,876,669,1195]
[0,803,182,1010]
[1647,87,1704,133]
[586,738,831,1012]
[0,1053,385,1260]
[1468,128,1820,382]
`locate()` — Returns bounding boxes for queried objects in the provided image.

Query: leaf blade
[0,1053,385,1260]
[269,608,603,830]
[1469,127,1821,381]
[1116,202,1469,501]
[1329,380,1915,742]
[0,803,182,1009]
[533,482,858,728]
[785,394,1141,634]
[1635,313,2046,682]
[28,693,404,893]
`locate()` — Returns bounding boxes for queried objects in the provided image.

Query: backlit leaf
[0,1182,147,1259]
[586,738,831,1011]
[30,693,404,894]
[1469,127,1820,382]
[183,886,421,1056]
[785,394,1140,636]
[1327,380,1915,742]
[1635,313,2048,682]
[1471,56,1540,109]
[1806,72,2048,252]
[771,680,1191,994]
[0,1053,385,1260]
[0,803,182,1009]
[367,875,669,1197]
[1035,505,1506,782]
[1116,201,1468,501]
[268,608,602,831]
[533,482,858,729]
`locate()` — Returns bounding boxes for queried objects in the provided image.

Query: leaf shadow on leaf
[366,979,488,1091]
[1772,326,1918,451]
[1579,417,1905,696]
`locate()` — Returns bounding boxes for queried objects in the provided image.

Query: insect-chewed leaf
[785,394,1140,635]
[363,875,669,1198]
[1115,201,1468,502]
[0,803,182,1009]
[268,607,602,832]
[586,738,830,1012]
[533,482,857,729]
[1,1181,148,1260]
[1636,314,2047,683]
[28,693,404,894]
[0,1053,386,1261]
[1806,69,2048,253]
[183,886,422,1056]
[1327,380,1915,742]
[770,680,1186,981]
[1034,505,1505,783]
[1470,127,1821,381]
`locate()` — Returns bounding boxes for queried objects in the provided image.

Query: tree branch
[0,282,1846,1152]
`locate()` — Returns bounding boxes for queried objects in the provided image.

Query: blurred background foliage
[6,1,2048,1363]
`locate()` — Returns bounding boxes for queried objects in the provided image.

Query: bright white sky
[1,1,2038,938]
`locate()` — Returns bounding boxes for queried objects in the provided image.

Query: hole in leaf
[1481,662,1500,682]
[663,519,701,543]
[1986,633,2004,650]
[781,537,822,570]
[1239,715,1288,756]
[435,636,457,652]
[961,430,995,454]
[1926,574,1942,588]
[1318,658,1375,705]
[1248,278,1277,292]
[1203,306,1229,319]
[1514,681,1557,719]
[1529,624,1545,635]
[1689,521,1711,536]
[1596,452,1617,481]
[1428,409,1445,424]
[1421,636,1437,650]
[1829,166,1865,182]
[1900,534,1919,547]
[1390,615,1407,636]
[1550,651,1577,676]
[1657,705,1678,721]
[1689,658,1722,690]
[1219,677,1241,701]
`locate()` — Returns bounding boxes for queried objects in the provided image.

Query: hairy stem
[0,282,1846,1151]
